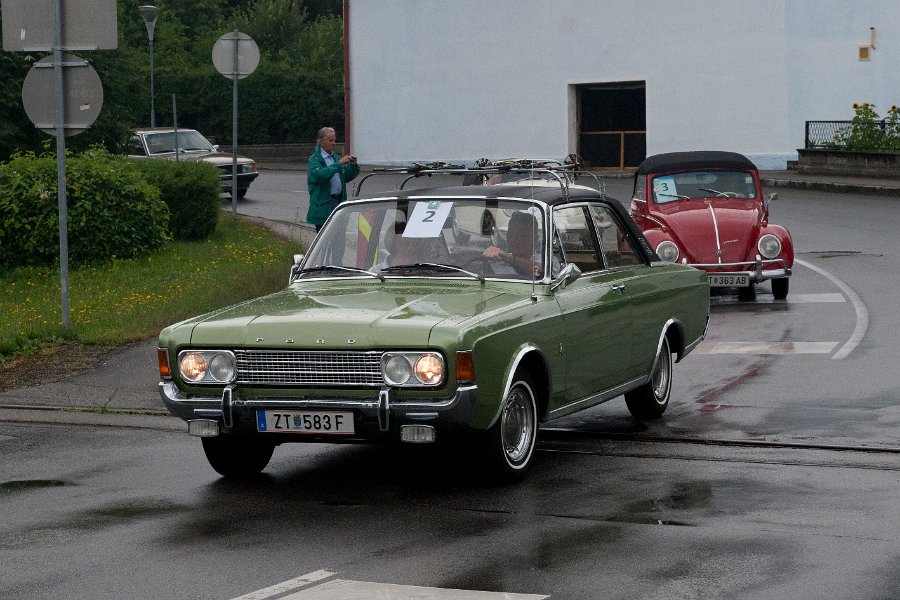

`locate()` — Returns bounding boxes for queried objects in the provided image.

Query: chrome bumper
[158,381,480,434]
[691,257,791,283]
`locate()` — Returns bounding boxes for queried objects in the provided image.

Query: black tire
[625,336,673,420]
[771,277,789,300]
[201,435,274,479]
[483,371,538,479]
[738,284,756,301]
[236,188,248,200]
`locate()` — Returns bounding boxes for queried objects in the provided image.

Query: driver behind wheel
[483,211,543,278]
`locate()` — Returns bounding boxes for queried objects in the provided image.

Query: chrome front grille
[234,350,384,386]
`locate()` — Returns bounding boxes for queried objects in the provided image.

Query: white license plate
[256,410,355,435]
[708,274,750,287]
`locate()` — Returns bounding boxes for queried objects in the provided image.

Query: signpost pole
[53,0,70,326]
[231,29,239,216]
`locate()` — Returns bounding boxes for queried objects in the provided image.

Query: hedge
[0,149,169,268]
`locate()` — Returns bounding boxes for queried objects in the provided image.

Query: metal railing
[805,120,900,150]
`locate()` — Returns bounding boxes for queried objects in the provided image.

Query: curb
[762,177,900,196]
[0,406,183,431]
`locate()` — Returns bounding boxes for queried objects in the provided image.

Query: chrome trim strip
[378,388,390,431]
[160,381,478,414]
[705,201,723,264]
[548,376,646,420]
[222,385,234,428]
[488,345,539,428]
[682,315,709,359]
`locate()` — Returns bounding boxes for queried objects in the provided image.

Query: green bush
[833,103,900,151]
[0,149,169,269]
[131,159,221,241]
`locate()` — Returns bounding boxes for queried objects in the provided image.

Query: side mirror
[288,254,304,283]
[766,192,778,207]
[550,263,582,291]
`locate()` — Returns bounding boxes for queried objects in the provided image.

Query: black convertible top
[636,151,757,175]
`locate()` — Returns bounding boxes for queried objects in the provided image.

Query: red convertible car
[630,151,793,300]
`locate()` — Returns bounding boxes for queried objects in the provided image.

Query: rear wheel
[771,277,789,300]
[625,336,673,420]
[738,284,756,301]
[201,435,274,479]
[483,371,538,479]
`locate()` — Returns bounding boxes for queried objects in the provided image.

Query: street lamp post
[138,5,159,127]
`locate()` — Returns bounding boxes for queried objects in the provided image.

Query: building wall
[347,0,899,169]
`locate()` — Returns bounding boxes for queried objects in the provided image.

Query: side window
[552,206,602,272]
[590,205,642,269]
[633,174,647,202]
[127,136,146,156]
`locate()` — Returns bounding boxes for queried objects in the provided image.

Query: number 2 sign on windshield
[404,201,452,238]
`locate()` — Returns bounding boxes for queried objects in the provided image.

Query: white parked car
[128,128,259,199]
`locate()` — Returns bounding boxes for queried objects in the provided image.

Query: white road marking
[794,258,869,359]
[281,579,548,600]
[695,341,838,355]
[783,293,845,303]
[231,570,335,600]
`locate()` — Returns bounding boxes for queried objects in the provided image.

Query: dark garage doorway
[577,82,646,169]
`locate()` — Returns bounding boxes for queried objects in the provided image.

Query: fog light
[401,425,436,443]
[187,419,220,437]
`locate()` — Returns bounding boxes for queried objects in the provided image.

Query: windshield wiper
[658,192,690,200]
[381,262,485,282]
[295,265,383,281]
[699,188,738,197]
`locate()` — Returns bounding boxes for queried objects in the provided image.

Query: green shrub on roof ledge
[832,103,900,151]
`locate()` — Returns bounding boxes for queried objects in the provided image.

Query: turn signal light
[456,350,475,383]
[158,349,171,379]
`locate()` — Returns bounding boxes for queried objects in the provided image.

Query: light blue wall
[348,1,899,169]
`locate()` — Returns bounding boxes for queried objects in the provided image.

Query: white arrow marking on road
[794,258,869,360]
[281,578,548,599]
[695,341,838,354]
[231,570,335,600]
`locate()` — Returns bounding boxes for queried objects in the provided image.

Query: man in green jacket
[307,126,360,231]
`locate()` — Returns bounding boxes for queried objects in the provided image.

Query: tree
[0,0,346,159]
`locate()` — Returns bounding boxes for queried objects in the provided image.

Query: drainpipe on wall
[343,0,351,154]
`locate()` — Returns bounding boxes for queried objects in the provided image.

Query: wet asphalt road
[1,421,897,599]
[0,173,898,599]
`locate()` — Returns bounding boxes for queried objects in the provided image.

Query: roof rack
[353,155,605,197]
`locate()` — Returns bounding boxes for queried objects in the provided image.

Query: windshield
[144,130,215,155]
[302,198,548,281]
[652,170,757,204]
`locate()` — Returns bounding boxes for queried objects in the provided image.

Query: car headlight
[178,350,236,384]
[758,235,782,259]
[656,240,680,262]
[382,352,445,386]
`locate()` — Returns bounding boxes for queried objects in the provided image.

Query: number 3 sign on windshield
[404,201,452,238]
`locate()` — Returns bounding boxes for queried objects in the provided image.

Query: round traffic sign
[212,31,259,80]
[22,53,104,137]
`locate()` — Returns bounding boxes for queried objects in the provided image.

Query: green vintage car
[158,165,709,480]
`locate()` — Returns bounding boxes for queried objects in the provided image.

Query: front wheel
[483,371,538,479]
[625,336,673,420]
[771,277,789,300]
[201,435,274,479]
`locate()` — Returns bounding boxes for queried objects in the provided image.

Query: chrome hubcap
[651,344,671,403]
[501,385,535,464]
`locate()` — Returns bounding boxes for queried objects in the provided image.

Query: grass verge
[0,216,299,360]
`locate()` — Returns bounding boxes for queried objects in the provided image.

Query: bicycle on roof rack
[353,155,605,197]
